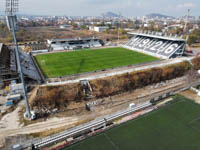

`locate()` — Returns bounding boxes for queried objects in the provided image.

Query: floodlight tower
[5,0,33,120]
[117,12,121,45]
[184,9,190,33]
[101,13,105,25]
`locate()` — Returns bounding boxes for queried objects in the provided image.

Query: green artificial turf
[35,47,159,78]
[65,96,200,150]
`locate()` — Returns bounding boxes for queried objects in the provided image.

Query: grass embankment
[31,60,192,110]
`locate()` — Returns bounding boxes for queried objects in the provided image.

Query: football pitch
[65,96,200,150]
[35,47,159,78]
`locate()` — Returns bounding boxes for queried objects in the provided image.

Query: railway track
[32,102,151,149]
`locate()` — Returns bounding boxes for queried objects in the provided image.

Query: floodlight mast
[118,12,121,46]
[5,0,32,119]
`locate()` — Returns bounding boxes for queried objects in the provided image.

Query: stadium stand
[47,38,104,51]
[124,32,186,59]
[0,43,19,87]
[18,50,43,82]
[0,43,10,69]
[0,43,43,84]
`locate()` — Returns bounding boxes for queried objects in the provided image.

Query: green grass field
[35,47,159,78]
[65,96,200,150]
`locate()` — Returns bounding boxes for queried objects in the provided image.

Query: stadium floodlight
[118,12,121,46]
[5,0,34,120]
[5,0,19,31]
[5,0,18,15]
[184,9,190,33]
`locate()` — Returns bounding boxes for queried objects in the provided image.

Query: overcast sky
[0,0,199,17]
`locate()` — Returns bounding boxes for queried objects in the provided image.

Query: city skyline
[0,0,199,17]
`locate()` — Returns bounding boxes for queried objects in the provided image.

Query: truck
[6,100,14,106]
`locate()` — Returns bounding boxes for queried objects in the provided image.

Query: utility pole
[101,13,105,25]
[5,0,33,120]
[118,12,121,46]
[184,9,190,33]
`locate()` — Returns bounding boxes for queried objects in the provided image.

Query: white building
[89,26,109,32]
[167,24,184,30]
[143,24,150,28]
[59,25,73,30]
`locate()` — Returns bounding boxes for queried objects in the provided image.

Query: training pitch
[35,47,159,78]
[65,96,200,150]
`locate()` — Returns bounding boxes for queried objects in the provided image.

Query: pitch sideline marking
[103,133,120,150]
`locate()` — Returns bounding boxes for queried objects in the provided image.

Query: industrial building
[89,26,109,32]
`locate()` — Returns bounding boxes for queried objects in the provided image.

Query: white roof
[7,94,21,99]
[128,32,186,42]
[48,37,99,43]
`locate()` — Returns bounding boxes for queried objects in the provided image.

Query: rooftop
[48,37,100,42]
[128,32,186,42]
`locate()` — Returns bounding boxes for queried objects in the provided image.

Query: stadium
[2,31,200,149]
[2,1,200,150]
[26,32,200,149]
[33,32,187,79]
[0,32,187,83]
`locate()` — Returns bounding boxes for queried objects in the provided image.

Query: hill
[103,12,120,18]
[146,13,174,19]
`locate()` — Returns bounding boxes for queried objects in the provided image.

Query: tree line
[188,29,200,46]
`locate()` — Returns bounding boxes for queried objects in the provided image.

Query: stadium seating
[0,43,43,83]
[48,38,104,51]
[18,50,42,81]
[124,33,186,59]
[89,41,102,48]
[0,44,10,69]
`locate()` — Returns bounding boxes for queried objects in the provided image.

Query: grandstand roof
[48,37,100,43]
[128,32,186,42]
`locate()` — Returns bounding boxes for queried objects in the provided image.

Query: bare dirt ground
[180,90,200,104]
[25,27,124,43]
[0,115,78,148]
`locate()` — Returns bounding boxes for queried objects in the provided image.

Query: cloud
[177,2,196,8]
